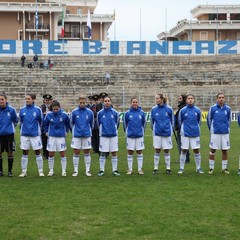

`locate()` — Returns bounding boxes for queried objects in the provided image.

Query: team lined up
[0,91,236,177]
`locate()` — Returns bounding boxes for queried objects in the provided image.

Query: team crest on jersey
[156,113,159,116]
[86,115,89,120]
[225,110,227,115]
[130,115,133,118]
[195,112,197,116]
[7,112,10,117]
[139,115,142,119]
[102,115,106,118]
[76,115,79,118]
[111,114,114,118]
[33,112,36,117]
[60,117,63,122]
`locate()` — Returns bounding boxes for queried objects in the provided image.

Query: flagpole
[165,8,167,56]
[113,8,116,55]
[87,8,92,56]
[114,8,116,41]
[62,6,65,57]
[140,8,142,42]
[35,0,38,39]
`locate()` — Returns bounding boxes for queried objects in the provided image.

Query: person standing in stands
[207,92,231,175]
[19,94,44,177]
[21,55,26,67]
[123,97,146,175]
[105,72,111,85]
[97,96,120,176]
[33,54,38,68]
[151,93,174,175]
[43,101,70,177]
[0,93,18,177]
[177,94,204,174]
[175,94,190,163]
[40,94,53,159]
[70,96,94,177]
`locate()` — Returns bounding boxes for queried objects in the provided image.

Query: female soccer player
[123,97,146,175]
[19,94,44,177]
[70,96,94,177]
[97,96,120,176]
[0,93,18,177]
[150,93,174,175]
[43,101,71,177]
[178,94,204,174]
[207,92,231,175]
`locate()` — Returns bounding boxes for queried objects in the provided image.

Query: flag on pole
[87,9,92,39]
[35,9,38,29]
[61,9,65,37]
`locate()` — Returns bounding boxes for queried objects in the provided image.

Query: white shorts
[153,136,173,150]
[47,136,67,152]
[126,137,145,151]
[71,137,92,150]
[209,134,230,150]
[20,136,42,150]
[99,136,118,152]
[181,136,200,150]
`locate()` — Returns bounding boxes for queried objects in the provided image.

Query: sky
[95,0,240,41]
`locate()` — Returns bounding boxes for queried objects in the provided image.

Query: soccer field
[0,122,240,239]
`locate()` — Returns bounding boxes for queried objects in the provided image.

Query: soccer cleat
[8,172,13,177]
[19,172,27,177]
[222,169,230,175]
[166,169,172,175]
[238,169,240,175]
[126,170,133,175]
[112,170,120,176]
[39,172,45,177]
[153,169,158,175]
[178,169,184,174]
[98,171,105,177]
[85,171,92,177]
[62,171,67,177]
[72,172,78,177]
[138,170,144,175]
[208,169,214,175]
[0,171,4,177]
[47,172,54,177]
[196,168,204,174]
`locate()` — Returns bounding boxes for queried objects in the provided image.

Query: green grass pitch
[0,122,240,239]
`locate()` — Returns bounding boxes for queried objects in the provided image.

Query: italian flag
[61,10,64,37]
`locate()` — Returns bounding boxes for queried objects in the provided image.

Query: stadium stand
[0,55,240,112]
